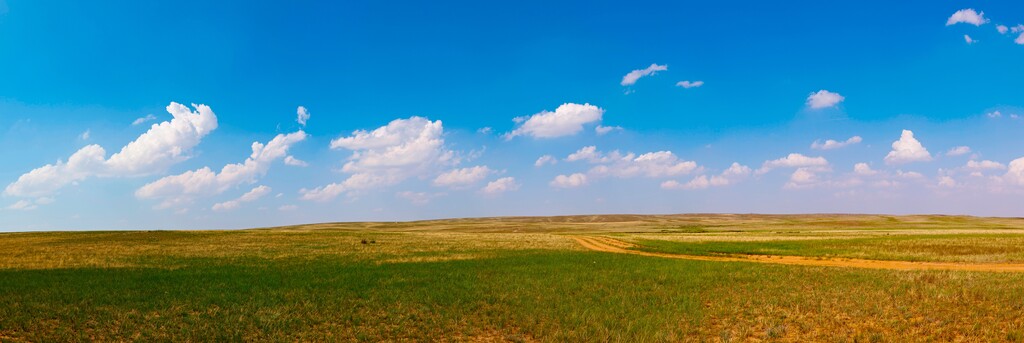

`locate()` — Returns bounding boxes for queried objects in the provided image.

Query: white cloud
[212,185,272,211]
[997,25,1009,34]
[534,155,557,167]
[1013,25,1024,34]
[5,197,56,211]
[784,167,821,189]
[79,130,90,140]
[806,90,845,109]
[137,130,306,209]
[506,103,604,139]
[938,176,957,188]
[676,80,704,89]
[6,200,37,211]
[595,125,622,135]
[5,103,218,198]
[278,205,298,211]
[567,146,615,163]
[3,145,106,198]
[896,170,924,179]
[757,153,829,174]
[477,127,492,134]
[884,130,932,164]
[302,117,454,201]
[661,177,707,190]
[666,162,752,190]
[107,103,220,176]
[396,191,444,205]
[433,166,491,188]
[481,177,519,195]
[966,160,1006,170]
[964,34,976,44]
[550,173,588,188]
[1003,158,1024,185]
[586,150,699,179]
[946,146,971,156]
[811,136,862,150]
[711,163,753,186]
[283,155,308,167]
[621,63,667,86]
[987,111,1002,118]
[132,114,157,126]
[1017,32,1024,45]
[946,9,988,26]
[296,106,310,126]
[854,163,878,176]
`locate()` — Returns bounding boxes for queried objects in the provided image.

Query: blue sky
[3,1,1024,231]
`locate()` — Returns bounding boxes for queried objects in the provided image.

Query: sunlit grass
[630,234,1024,263]
[4,214,1024,341]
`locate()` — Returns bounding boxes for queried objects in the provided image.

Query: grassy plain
[3,214,1024,341]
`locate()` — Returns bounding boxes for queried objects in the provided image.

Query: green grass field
[4,214,1024,342]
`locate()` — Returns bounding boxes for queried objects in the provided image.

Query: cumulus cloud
[946,146,971,156]
[664,163,752,190]
[5,102,218,198]
[550,173,588,188]
[569,146,614,163]
[964,35,976,44]
[588,151,699,178]
[621,63,667,86]
[676,80,704,89]
[506,103,604,139]
[896,170,924,179]
[106,103,220,176]
[137,130,306,209]
[966,160,1006,170]
[79,130,90,140]
[757,153,829,174]
[884,130,932,164]
[1003,158,1024,185]
[296,106,310,126]
[811,136,862,150]
[534,155,557,167]
[481,177,519,195]
[396,191,444,205]
[212,185,272,211]
[301,117,454,201]
[938,176,957,188]
[661,177,707,190]
[283,155,308,167]
[784,167,822,189]
[433,166,491,188]
[595,125,622,135]
[132,114,157,126]
[806,90,845,109]
[558,146,700,188]
[997,25,1009,34]
[854,163,878,176]
[946,9,988,26]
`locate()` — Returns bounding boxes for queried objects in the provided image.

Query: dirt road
[571,236,1024,272]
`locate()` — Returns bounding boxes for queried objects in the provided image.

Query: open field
[4,214,1024,341]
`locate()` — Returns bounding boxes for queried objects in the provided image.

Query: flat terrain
[4,214,1024,341]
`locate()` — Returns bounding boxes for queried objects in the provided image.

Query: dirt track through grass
[572,236,1024,272]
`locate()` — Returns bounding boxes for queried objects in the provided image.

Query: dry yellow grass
[4,214,1024,341]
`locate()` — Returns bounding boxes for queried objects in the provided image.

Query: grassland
[3,214,1024,341]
